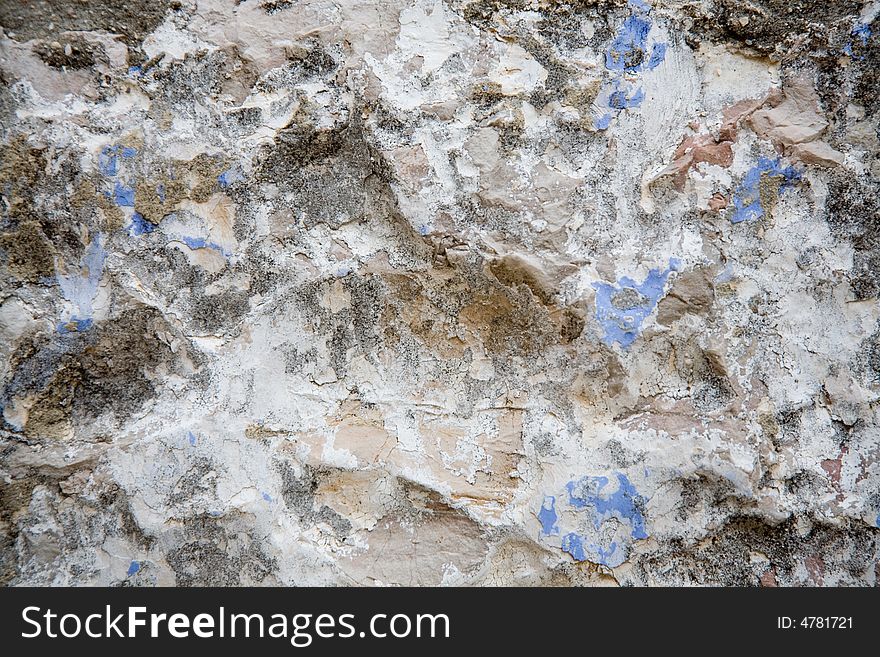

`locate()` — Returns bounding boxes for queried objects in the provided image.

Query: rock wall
[1,0,878,586]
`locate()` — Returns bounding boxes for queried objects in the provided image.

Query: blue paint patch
[113,181,135,207]
[99,145,142,227]
[99,144,136,177]
[209,510,222,517]
[127,66,142,77]
[853,22,872,46]
[540,471,650,567]
[592,258,680,348]
[562,534,620,565]
[566,473,648,541]
[218,167,242,189]
[182,236,208,249]
[596,541,619,565]
[561,532,587,561]
[98,146,120,177]
[609,84,645,110]
[127,561,140,576]
[844,22,873,58]
[595,113,613,130]
[647,42,666,69]
[57,234,106,326]
[538,496,559,536]
[56,318,94,334]
[605,16,652,72]
[187,431,197,446]
[129,212,155,236]
[181,236,229,257]
[714,263,734,284]
[261,492,273,503]
[418,224,429,236]
[594,3,666,130]
[729,156,800,224]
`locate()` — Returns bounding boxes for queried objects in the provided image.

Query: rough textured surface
[1,0,879,586]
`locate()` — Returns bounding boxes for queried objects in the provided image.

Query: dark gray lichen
[0,0,176,46]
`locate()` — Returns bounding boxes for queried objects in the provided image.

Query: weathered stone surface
[0,0,878,586]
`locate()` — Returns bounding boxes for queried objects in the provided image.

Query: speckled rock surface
[1,0,878,586]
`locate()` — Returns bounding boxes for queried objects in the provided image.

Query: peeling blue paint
[714,263,734,284]
[853,22,872,45]
[608,83,645,110]
[98,146,120,177]
[561,534,620,566]
[844,22,873,58]
[566,473,648,541]
[56,318,93,334]
[181,236,229,257]
[647,42,667,69]
[592,258,681,348]
[129,212,155,236]
[217,169,239,189]
[127,561,140,576]
[540,471,650,568]
[605,16,652,72]
[99,144,151,235]
[98,144,137,177]
[218,167,242,188]
[538,496,559,536]
[561,532,587,561]
[182,236,207,250]
[594,1,666,130]
[595,541,619,565]
[187,431,197,446]
[262,491,273,503]
[729,156,800,224]
[113,181,135,207]
[57,234,106,329]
